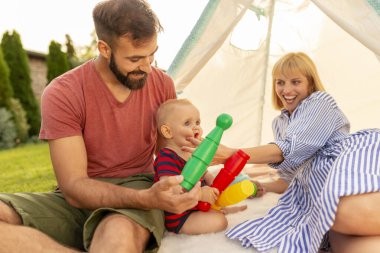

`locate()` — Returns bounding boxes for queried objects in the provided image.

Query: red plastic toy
[197,149,250,211]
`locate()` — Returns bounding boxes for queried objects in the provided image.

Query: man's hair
[271,52,326,110]
[93,0,163,47]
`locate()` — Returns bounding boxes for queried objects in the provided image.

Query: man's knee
[0,200,22,225]
[101,214,149,237]
[91,213,150,252]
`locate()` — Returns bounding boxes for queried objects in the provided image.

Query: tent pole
[257,0,276,145]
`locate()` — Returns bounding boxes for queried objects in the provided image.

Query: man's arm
[49,136,200,213]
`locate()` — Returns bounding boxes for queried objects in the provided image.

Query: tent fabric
[167,0,380,149]
[312,0,380,58]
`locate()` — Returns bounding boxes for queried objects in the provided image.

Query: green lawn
[0,142,57,193]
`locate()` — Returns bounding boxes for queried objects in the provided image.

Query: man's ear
[98,40,111,60]
[160,125,172,139]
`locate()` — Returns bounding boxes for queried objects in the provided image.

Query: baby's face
[167,104,203,148]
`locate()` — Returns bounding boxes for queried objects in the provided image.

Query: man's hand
[144,175,201,214]
[181,137,236,165]
[199,186,219,204]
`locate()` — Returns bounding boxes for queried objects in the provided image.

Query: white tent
[167,0,380,148]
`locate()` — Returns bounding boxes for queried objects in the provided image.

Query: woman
[187,52,380,252]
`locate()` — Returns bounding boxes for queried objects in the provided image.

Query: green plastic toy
[180,113,233,191]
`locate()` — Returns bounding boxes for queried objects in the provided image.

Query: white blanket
[158,193,280,253]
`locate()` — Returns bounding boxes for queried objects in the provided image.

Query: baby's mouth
[194,133,199,139]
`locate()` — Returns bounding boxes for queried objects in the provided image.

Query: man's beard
[109,53,147,90]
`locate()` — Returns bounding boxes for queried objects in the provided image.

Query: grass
[0,142,57,193]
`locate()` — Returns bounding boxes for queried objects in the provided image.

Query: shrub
[0,108,17,149]
[9,98,30,142]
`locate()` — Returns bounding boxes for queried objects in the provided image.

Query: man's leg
[0,200,81,253]
[89,213,150,253]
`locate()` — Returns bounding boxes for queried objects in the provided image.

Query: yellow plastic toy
[211,179,257,210]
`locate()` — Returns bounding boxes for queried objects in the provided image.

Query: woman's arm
[182,139,284,166]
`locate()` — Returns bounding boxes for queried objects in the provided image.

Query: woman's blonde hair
[272,52,326,110]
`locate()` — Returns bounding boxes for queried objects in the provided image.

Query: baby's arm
[203,170,215,186]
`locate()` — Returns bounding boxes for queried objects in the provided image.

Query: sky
[0,0,209,70]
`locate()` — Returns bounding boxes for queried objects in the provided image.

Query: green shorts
[0,174,165,252]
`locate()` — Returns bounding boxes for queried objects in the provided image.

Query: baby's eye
[184,121,191,126]
[196,120,201,125]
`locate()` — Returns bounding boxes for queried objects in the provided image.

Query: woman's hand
[182,137,236,165]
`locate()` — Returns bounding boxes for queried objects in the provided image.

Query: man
[0,0,200,252]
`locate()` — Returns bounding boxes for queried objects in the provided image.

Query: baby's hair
[156,98,193,130]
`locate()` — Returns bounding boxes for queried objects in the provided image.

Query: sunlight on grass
[0,142,57,193]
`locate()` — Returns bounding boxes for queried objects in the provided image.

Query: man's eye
[130,58,140,63]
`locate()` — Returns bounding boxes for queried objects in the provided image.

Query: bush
[9,98,30,142]
[0,108,17,149]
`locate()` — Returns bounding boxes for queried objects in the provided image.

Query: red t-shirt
[39,60,176,178]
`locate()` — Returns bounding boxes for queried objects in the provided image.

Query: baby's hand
[199,186,219,204]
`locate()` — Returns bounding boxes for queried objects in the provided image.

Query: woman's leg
[330,231,380,253]
[330,192,380,252]
[332,192,380,235]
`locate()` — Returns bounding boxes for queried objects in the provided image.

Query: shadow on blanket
[158,193,280,253]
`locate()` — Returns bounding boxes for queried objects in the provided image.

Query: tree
[1,30,40,136]
[46,40,70,83]
[65,34,79,68]
[0,47,13,110]
[77,30,98,62]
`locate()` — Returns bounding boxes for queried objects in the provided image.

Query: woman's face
[274,71,310,114]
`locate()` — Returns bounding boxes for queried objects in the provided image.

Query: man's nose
[139,57,152,74]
